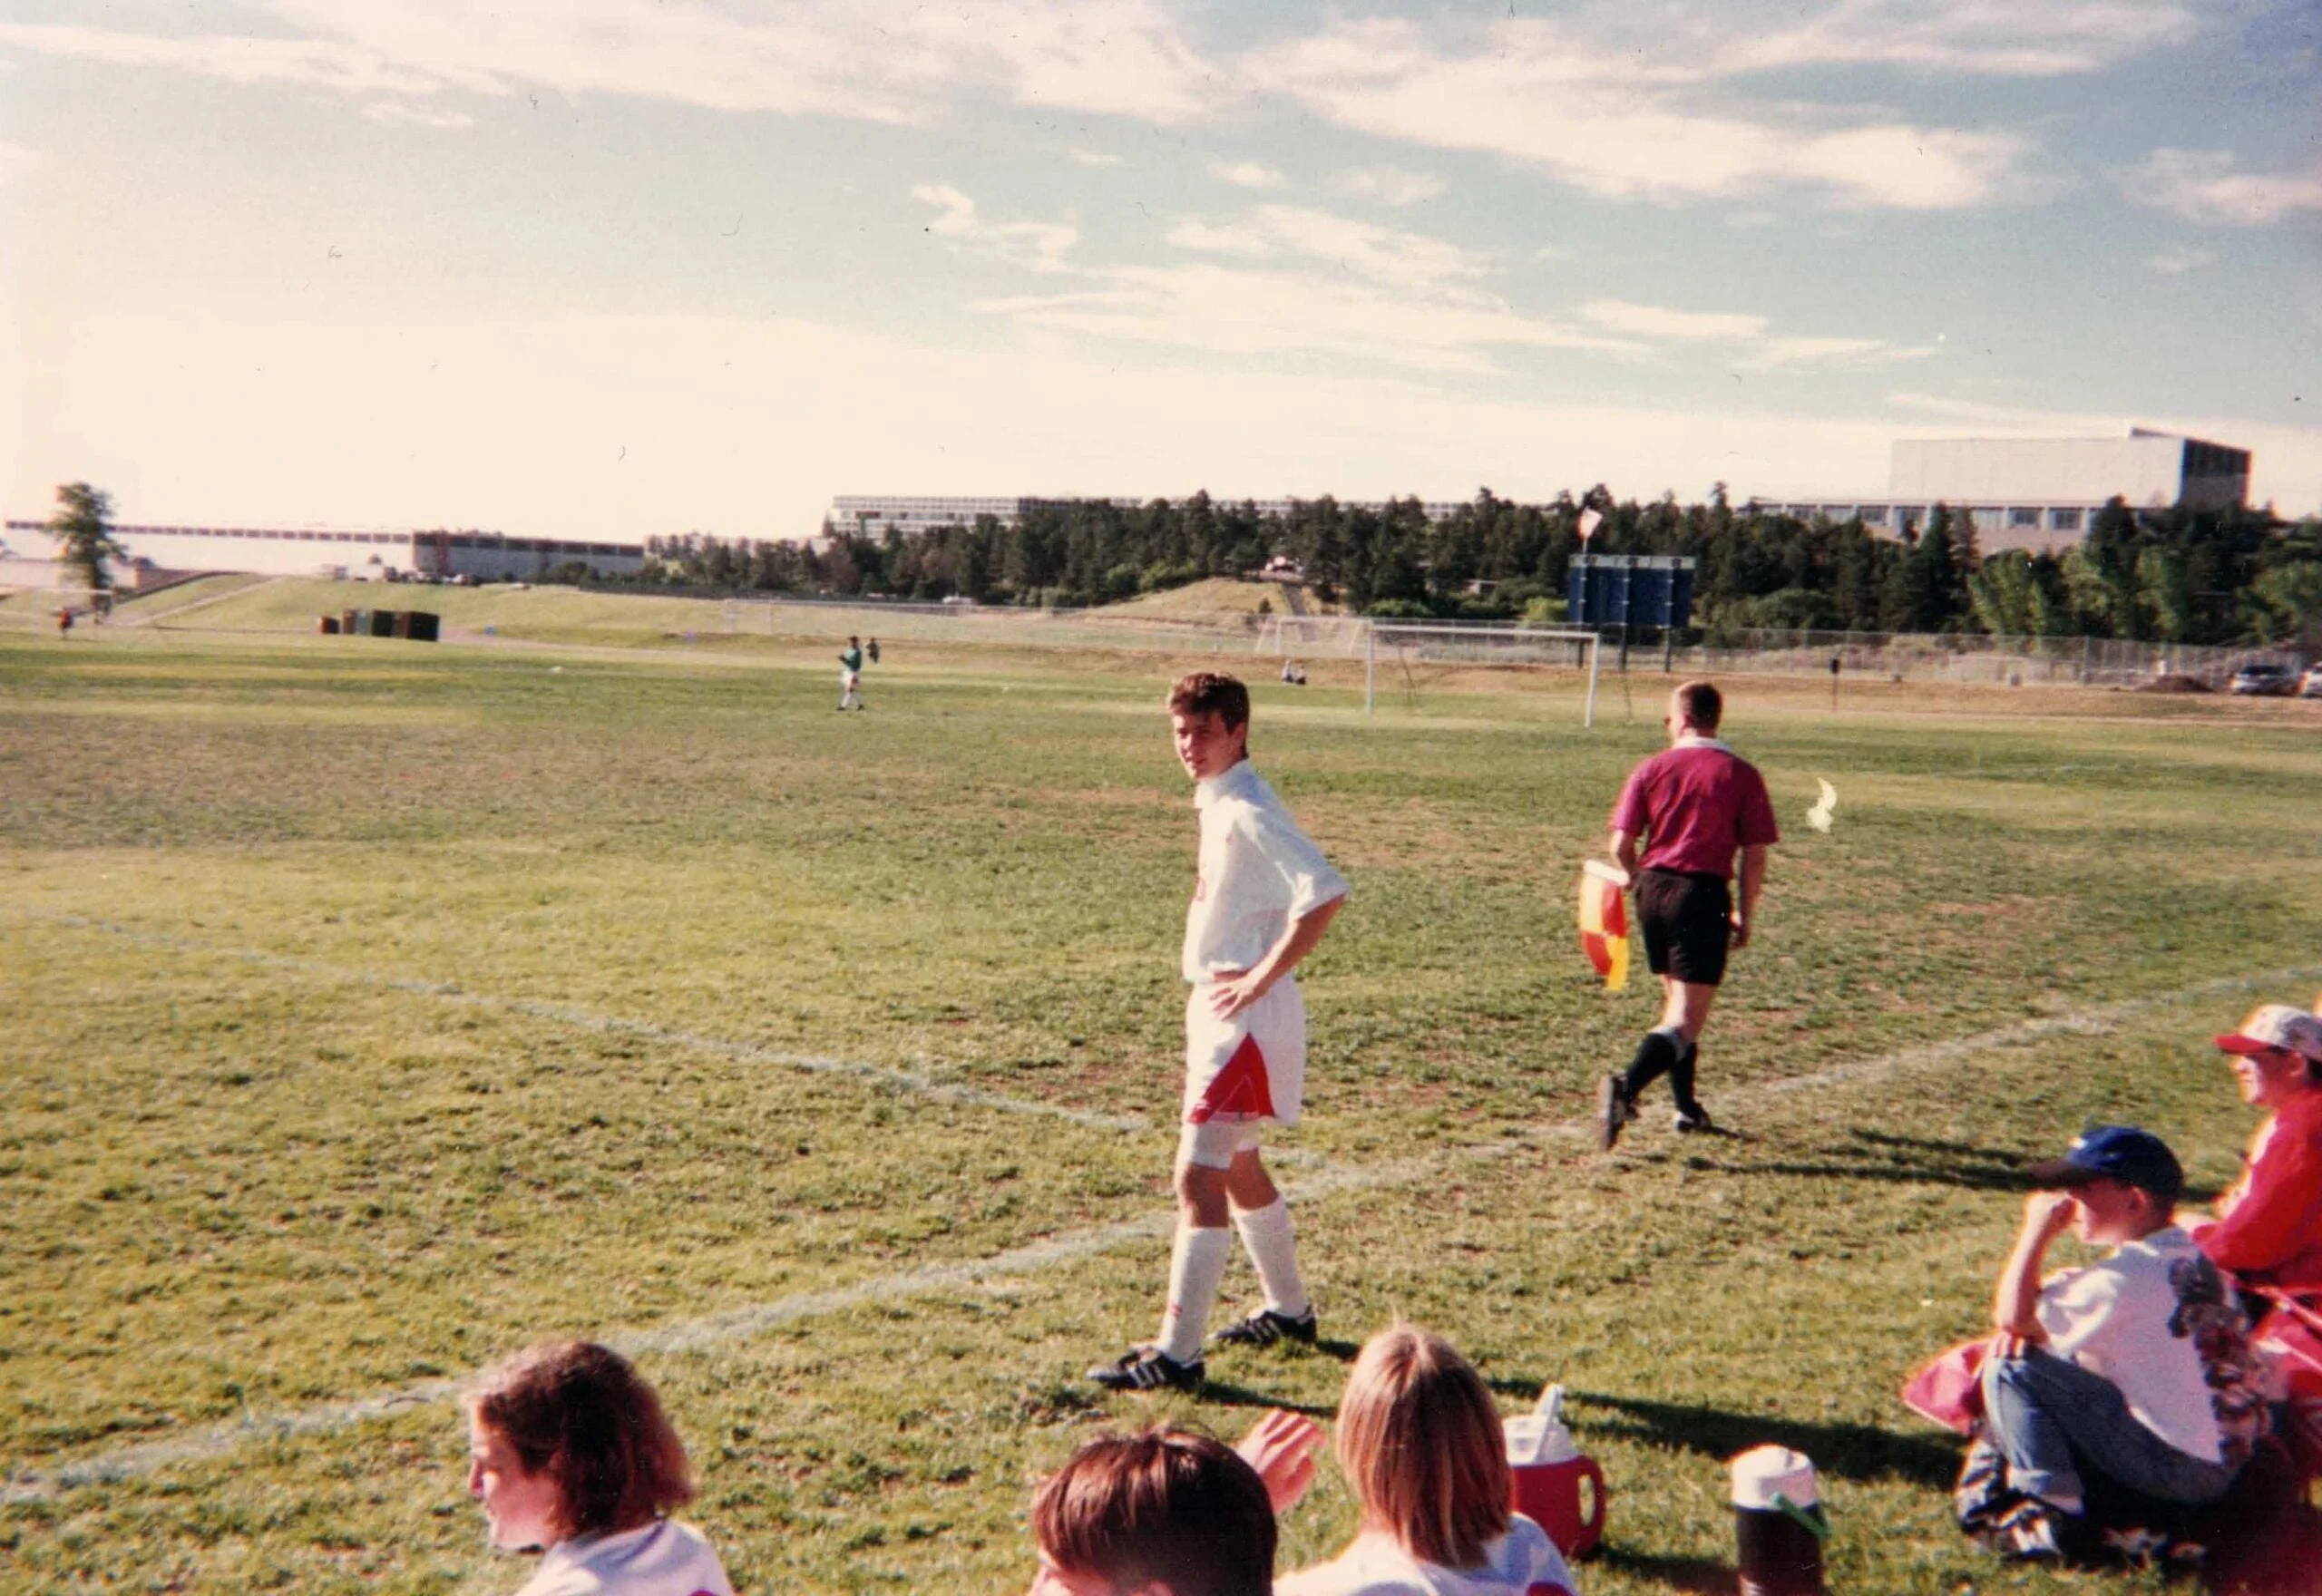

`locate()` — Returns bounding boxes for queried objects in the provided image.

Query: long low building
[1749,429,2252,555]
[0,521,648,584]
[827,493,1468,539]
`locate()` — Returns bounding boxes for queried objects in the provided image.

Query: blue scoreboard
[1567,554,1696,628]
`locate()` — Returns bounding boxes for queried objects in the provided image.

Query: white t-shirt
[2035,1224,2229,1464]
[1182,760,1349,983]
[1276,1516,1579,1596]
[511,1520,734,1596]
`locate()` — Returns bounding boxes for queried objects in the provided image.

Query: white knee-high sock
[1232,1199,1310,1319]
[1157,1225,1232,1362]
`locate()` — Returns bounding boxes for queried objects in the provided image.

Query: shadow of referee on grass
[1486,1383,1963,1493]
[1664,1128,2223,1203]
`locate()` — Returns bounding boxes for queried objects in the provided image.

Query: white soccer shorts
[1177,979,1305,1169]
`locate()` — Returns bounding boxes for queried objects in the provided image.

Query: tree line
[616,487,2320,646]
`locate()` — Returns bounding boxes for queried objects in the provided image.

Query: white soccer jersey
[511,1520,733,1596]
[1182,760,1349,983]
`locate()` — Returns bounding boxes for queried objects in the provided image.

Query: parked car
[2302,666,2322,699]
[2229,661,2299,696]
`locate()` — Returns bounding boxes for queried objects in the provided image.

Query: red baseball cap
[2215,1004,2322,1065]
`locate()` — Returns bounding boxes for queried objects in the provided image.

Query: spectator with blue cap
[1961,1125,2269,1562]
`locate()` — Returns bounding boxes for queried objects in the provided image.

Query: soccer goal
[1364,622,1605,726]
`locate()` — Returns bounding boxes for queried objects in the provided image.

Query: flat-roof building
[0,521,648,585]
[1748,430,2251,555]
[827,494,1467,538]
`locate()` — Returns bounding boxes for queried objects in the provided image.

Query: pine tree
[49,482,125,592]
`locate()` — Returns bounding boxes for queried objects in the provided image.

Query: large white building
[826,493,1467,539]
[0,521,648,586]
[1751,429,2251,554]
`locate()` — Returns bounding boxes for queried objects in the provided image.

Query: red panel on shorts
[1189,1033,1275,1124]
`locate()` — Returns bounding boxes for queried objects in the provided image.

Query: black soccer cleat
[1595,1075,1634,1151]
[1088,1345,1205,1394]
[1212,1306,1318,1350]
[1672,1106,1716,1134]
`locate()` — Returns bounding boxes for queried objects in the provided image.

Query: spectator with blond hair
[463,1340,733,1596]
[1246,1326,1579,1596]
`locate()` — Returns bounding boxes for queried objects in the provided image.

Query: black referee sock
[1619,1029,1680,1103]
[1670,1039,1703,1118]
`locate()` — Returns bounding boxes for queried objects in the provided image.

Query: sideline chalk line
[8,953,2317,1504]
[13,911,1152,1135]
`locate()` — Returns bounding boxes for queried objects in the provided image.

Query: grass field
[5,618,2321,1595]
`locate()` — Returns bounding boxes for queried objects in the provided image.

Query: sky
[2,0,2318,542]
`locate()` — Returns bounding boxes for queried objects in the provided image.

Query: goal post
[1363,622,1605,727]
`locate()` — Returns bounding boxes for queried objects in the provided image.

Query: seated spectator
[2198,1005,2322,1462]
[1964,1127,2268,1562]
[464,1340,733,1596]
[1026,1426,1276,1596]
[1250,1326,1579,1596]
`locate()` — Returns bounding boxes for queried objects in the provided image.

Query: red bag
[1901,1339,1987,1435]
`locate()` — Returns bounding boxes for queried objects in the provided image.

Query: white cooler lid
[1730,1445,1819,1510]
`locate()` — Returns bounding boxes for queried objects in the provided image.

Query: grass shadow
[1590,1543,1736,1592]
[1544,1389,1965,1493]
[1194,1379,1336,1418]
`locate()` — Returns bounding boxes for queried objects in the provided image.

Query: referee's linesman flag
[1577,860,1630,992]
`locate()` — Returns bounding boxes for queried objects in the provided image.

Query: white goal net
[1364,623,1605,726]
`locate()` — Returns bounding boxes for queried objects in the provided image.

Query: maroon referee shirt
[1609,737,1780,878]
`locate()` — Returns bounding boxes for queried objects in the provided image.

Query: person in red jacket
[2197,1003,2322,1470]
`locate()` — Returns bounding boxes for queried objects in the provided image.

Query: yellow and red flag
[1577,860,1631,991]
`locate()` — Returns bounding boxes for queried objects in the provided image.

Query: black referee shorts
[1636,868,1732,986]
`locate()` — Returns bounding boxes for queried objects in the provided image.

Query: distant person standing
[838,636,865,712]
[1596,680,1777,1148]
[866,637,881,665]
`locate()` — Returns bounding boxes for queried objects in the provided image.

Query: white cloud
[1244,16,2028,209]
[912,184,1078,274]
[1067,148,1124,168]
[361,100,471,128]
[2121,149,2322,227]
[1211,161,1284,190]
[0,0,1224,128]
[2146,247,2216,276]
[0,22,448,98]
[1583,297,1932,370]
[1583,299,1768,341]
[1331,165,1445,207]
[1166,205,1491,292]
[1691,0,2199,77]
[975,263,1637,375]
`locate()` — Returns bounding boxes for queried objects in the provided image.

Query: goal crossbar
[1364,622,1604,726]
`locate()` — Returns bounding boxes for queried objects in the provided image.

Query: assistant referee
[1595,680,1778,1149]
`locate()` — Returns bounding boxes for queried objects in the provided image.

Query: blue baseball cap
[2024,1125,2183,1204]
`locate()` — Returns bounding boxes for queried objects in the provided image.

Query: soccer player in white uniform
[1090,671,1349,1394]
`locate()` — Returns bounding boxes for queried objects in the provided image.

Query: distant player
[837,636,864,711]
[1090,671,1349,1393]
[1596,680,1776,1148]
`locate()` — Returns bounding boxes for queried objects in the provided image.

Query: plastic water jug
[1504,1386,1606,1559]
[1731,1445,1827,1596]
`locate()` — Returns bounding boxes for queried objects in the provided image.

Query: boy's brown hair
[1673,679,1722,732]
[467,1341,695,1542]
[1166,671,1252,731]
[1030,1426,1275,1596]
[1335,1326,1512,1570]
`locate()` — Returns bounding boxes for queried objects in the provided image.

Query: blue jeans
[1981,1348,2236,1508]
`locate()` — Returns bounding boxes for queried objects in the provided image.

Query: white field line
[7,944,2317,1504]
[15,912,1152,1135]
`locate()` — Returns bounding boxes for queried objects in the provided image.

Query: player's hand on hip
[1235,1408,1325,1514]
[1208,968,1267,1019]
